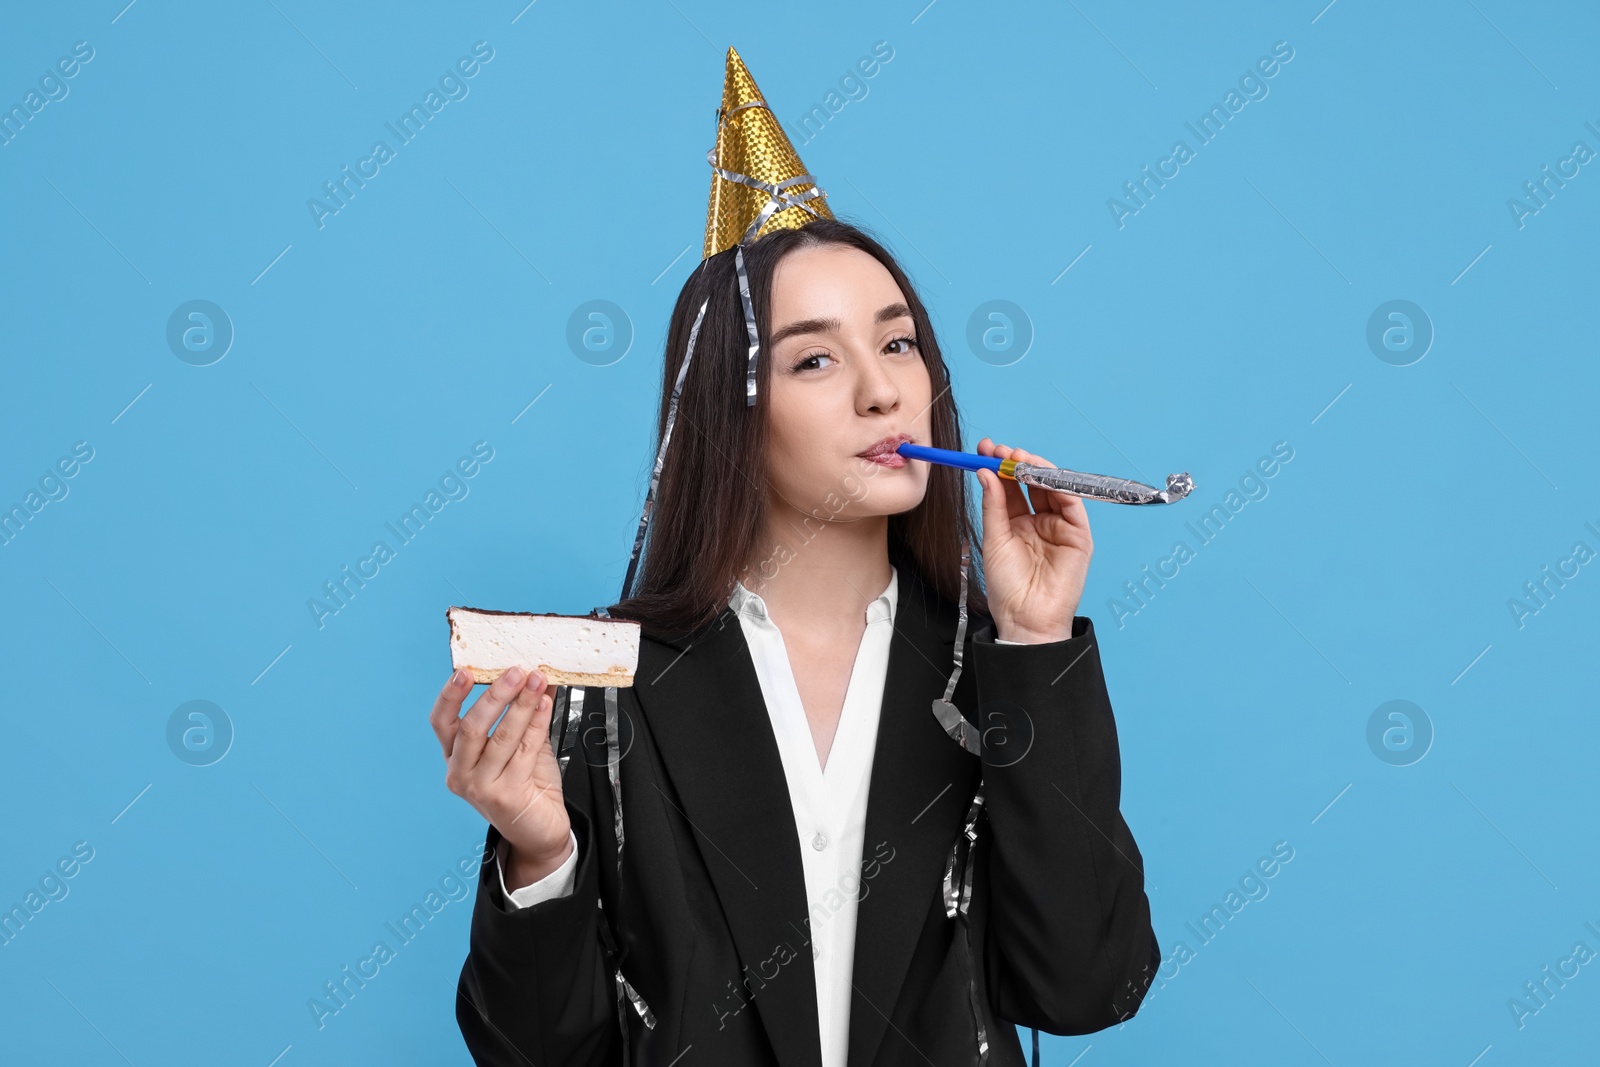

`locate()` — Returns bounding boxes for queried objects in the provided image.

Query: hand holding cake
[430,664,573,891]
[431,607,643,891]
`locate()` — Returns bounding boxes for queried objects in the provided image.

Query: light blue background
[3,1,1596,1063]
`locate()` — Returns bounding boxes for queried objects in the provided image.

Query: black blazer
[455,568,1159,1066]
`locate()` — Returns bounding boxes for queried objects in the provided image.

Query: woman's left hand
[975,437,1092,644]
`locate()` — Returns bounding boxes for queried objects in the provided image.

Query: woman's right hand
[431,666,573,888]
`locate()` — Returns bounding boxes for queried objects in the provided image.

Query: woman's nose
[856,348,900,412]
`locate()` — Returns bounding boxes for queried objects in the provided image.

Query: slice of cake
[446,607,641,687]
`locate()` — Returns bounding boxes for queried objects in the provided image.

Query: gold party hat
[702,47,833,259]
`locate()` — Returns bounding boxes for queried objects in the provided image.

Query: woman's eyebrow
[769,302,913,347]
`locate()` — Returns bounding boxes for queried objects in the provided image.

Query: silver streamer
[928,536,993,1063]
[707,98,829,244]
[554,685,584,777]
[598,259,716,1050]
[706,151,829,247]
[620,296,710,602]
[734,244,760,407]
[604,685,624,867]
[607,681,657,1030]
[587,674,658,1033]
[705,131,829,408]
[930,537,984,757]
[940,844,962,919]
[956,786,985,919]
[956,785,989,1064]
[619,972,657,1030]
[942,783,984,921]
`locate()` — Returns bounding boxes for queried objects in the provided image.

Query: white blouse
[723,565,898,1067]
[494,565,1019,1066]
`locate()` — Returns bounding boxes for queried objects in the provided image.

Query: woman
[431,216,1160,1066]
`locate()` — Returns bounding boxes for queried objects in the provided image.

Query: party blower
[895,442,1194,506]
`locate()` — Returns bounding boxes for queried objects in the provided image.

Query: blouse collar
[729,564,898,628]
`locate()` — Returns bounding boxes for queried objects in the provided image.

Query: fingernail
[451,669,467,687]
[504,666,525,686]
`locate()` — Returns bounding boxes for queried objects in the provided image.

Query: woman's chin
[779,464,930,520]
[839,480,930,520]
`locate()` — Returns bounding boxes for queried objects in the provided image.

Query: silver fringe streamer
[930,537,984,757]
[620,295,709,602]
[706,152,829,247]
[956,786,985,920]
[620,971,657,1029]
[939,777,990,1064]
[734,244,759,407]
[930,536,991,1063]
[604,685,624,866]
[596,264,717,1048]
[606,680,657,1030]
[956,784,989,1063]
[940,830,962,919]
[705,129,828,408]
[588,677,657,1033]
[554,686,583,776]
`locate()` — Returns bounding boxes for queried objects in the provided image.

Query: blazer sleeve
[455,690,623,1066]
[969,615,1161,1034]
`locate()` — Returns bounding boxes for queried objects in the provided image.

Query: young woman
[431,218,1159,1066]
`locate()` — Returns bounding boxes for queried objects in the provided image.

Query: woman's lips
[856,433,913,464]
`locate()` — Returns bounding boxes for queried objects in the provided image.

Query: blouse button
[812,832,827,850]
[813,943,822,960]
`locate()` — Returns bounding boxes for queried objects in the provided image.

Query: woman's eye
[793,352,834,372]
[792,338,917,372]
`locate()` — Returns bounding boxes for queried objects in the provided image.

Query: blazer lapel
[846,568,982,1067]
[636,607,826,1067]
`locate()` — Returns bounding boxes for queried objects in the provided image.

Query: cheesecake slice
[446,606,641,687]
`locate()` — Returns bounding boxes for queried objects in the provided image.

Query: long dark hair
[605,217,990,635]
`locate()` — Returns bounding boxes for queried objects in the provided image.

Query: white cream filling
[449,609,640,678]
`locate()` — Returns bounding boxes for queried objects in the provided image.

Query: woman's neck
[738,505,894,635]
